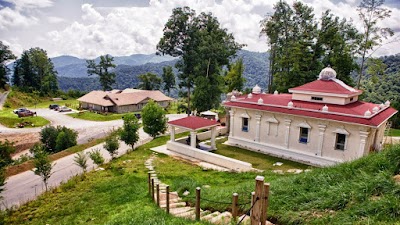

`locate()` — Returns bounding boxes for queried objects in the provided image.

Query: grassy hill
[3,133,400,224]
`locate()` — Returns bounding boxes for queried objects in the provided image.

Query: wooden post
[251,176,265,225]
[166,185,170,214]
[232,193,238,222]
[156,183,160,206]
[261,183,270,225]
[148,172,151,195]
[151,178,155,202]
[250,191,255,217]
[196,187,201,221]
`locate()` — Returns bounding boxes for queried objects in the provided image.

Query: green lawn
[0,109,49,128]
[67,111,130,121]
[32,99,79,109]
[212,138,311,171]
[389,128,400,137]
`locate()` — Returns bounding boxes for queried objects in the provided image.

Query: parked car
[13,108,27,114]
[49,104,59,110]
[58,106,72,112]
[18,110,36,118]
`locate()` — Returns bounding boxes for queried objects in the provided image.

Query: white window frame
[333,128,350,151]
[297,122,311,144]
[242,117,249,132]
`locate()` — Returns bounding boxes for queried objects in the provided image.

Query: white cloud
[47,16,65,24]
[81,4,104,23]
[0,7,38,30]
[4,0,53,10]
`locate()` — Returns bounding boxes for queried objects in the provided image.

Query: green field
[0,109,49,128]
[389,128,400,137]
[67,111,129,121]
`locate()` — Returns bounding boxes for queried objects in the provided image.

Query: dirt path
[0,91,9,110]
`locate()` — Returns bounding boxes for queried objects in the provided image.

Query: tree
[32,144,53,192]
[157,7,242,113]
[73,152,88,173]
[225,58,245,92]
[261,1,360,92]
[162,66,175,95]
[40,126,59,153]
[356,0,393,88]
[138,72,162,90]
[119,114,140,150]
[0,41,16,89]
[40,126,78,153]
[88,149,105,166]
[103,135,119,159]
[12,48,58,95]
[86,55,116,91]
[366,57,387,83]
[142,100,167,138]
[0,140,15,168]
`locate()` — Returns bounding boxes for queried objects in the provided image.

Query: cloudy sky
[1,0,399,59]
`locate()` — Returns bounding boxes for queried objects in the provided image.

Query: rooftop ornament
[372,106,379,114]
[322,105,329,112]
[385,100,390,107]
[248,93,253,99]
[258,98,264,104]
[379,103,385,109]
[364,110,372,117]
[252,84,261,94]
[274,90,278,95]
[288,101,294,108]
[318,67,337,80]
[231,95,236,101]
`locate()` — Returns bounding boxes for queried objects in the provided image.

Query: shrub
[88,149,105,166]
[40,126,78,153]
[103,135,119,159]
[31,144,53,192]
[73,152,88,173]
[0,140,15,168]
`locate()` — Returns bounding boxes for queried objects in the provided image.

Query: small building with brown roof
[224,67,397,167]
[77,89,173,113]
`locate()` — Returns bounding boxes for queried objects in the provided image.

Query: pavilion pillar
[190,131,197,148]
[284,119,291,149]
[359,131,369,157]
[229,110,234,138]
[211,127,216,149]
[170,126,175,142]
[317,125,326,156]
[255,114,261,142]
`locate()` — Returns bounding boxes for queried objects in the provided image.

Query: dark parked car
[49,104,59,110]
[13,108,27,114]
[18,110,36,118]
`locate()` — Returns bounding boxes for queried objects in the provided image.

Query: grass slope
[0,110,49,128]
[67,111,127,121]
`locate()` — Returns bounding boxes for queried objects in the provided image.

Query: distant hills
[56,50,270,93]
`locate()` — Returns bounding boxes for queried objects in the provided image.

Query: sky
[0,0,399,59]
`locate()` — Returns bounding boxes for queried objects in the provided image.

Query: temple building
[224,67,397,166]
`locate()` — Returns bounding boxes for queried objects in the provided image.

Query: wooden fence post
[148,172,151,195]
[156,183,160,206]
[196,187,201,221]
[232,193,238,222]
[166,185,170,214]
[250,191,255,217]
[261,183,270,225]
[251,176,265,225]
[151,178,155,202]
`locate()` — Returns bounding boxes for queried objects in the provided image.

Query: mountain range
[55,50,270,93]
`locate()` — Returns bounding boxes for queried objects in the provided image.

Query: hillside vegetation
[4,132,400,224]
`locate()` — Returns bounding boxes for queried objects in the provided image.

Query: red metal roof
[168,116,219,130]
[224,93,397,127]
[289,80,362,95]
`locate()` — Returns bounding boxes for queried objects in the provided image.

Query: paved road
[0,91,9,110]
[0,113,187,209]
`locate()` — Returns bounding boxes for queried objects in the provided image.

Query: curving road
[0,91,9,110]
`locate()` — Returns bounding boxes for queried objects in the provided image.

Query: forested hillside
[57,50,269,93]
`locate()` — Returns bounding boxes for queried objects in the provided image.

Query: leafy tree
[87,55,116,91]
[142,100,167,138]
[138,72,161,90]
[366,57,387,83]
[225,58,245,92]
[162,66,175,95]
[119,114,140,150]
[356,0,393,88]
[261,1,360,92]
[0,41,16,89]
[88,149,105,166]
[32,144,53,192]
[0,140,15,168]
[73,152,88,173]
[12,48,58,95]
[103,135,119,159]
[157,7,242,113]
[40,126,78,153]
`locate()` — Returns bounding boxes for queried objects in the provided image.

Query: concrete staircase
[145,156,248,225]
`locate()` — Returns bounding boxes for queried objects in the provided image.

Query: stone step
[175,208,196,218]
[160,201,186,208]
[189,210,210,220]
[170,207,193,216]
[160,197,180,205]
[201,211,220,221]
[210,211,232,224]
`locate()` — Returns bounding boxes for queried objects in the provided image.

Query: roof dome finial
[252,84,261,94]
[319,66,337,80]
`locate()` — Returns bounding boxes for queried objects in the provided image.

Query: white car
[58,106,72,112]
